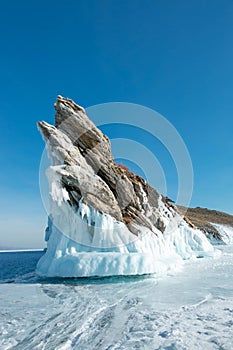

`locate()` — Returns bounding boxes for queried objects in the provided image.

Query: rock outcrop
[38,95,179,236]
[36,96,217,277]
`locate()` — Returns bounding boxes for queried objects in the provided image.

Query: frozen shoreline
[0,244,233,349]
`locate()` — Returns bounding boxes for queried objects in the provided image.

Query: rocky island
[36,96,225,277]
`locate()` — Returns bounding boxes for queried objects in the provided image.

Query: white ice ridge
[211,223,233,245]
[36,166,217,278]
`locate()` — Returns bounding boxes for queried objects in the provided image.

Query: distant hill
[178,206,233,240]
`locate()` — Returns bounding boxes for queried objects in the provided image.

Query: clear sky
[0,0,232,248]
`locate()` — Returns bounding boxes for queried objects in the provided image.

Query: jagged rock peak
[38,96,181,235]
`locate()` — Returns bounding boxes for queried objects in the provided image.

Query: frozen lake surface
[0,246,233,349]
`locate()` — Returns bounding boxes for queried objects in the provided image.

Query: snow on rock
[36,96,217,278]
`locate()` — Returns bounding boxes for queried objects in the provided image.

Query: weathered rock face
[38,95,175,235]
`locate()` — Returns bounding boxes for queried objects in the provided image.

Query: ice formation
[36,96,216,278]
[36,166,215,278]
[211,223,233,245]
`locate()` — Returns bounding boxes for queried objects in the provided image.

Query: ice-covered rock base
[36,193,217,278]
[211,223,233,245]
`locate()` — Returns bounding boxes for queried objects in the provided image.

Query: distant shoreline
[0,249,44,253]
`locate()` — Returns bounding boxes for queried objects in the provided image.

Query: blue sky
[0,0,232,248]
